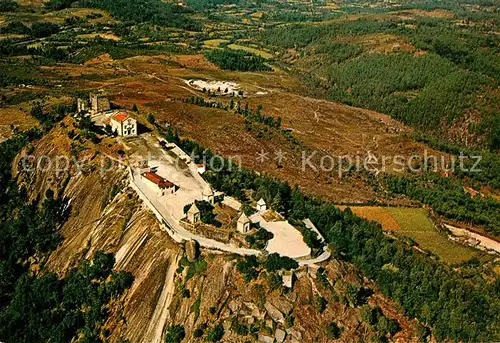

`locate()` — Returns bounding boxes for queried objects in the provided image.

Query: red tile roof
[142,172,174,189]
[112,112,129,122]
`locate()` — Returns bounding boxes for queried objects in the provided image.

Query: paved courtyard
[249,212,311,258]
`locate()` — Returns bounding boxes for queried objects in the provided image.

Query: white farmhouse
[110,113,137,136]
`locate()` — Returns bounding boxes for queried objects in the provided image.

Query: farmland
[340,206,478,264]
[0,0,499,341]
[227,44,274,59]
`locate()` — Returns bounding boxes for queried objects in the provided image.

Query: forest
[0,20,60,38]
[48,0,200,30]
[205,49,271,72]
[411,133,500,190]
[258,16,500,150]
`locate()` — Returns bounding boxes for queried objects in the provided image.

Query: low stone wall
[180,220,231,243]
[230,233,249,248]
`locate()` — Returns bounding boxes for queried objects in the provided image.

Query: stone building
[257,198,267,212]
[237,212,251,234]
[90,93,110,113]
[187,203,201,224]
[110,112,137,136]
[202,184,215,204]
[77,98,89,113]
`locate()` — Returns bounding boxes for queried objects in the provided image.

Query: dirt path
[444,224,500,254]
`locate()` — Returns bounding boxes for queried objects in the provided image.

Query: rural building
[202,184,215,204]
[90,93,111,113]
[141,171,176,196]
[187,203,201,224]
[237,212,251,234]
[110,113,137,136]
[196,163,206,174]
[257,198,267,212]
[77,98,89,113]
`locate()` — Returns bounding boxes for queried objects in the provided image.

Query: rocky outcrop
[264,301,285,325]
[275,328,286,343]
[185,239,199,262]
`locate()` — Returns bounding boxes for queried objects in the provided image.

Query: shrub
[264,253,298,271]
[326,322,343,339]
[315,296,327,313]
[164,325,185,343]
[206,323,224,342]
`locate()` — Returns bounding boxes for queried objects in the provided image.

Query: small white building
[256,198,267,212]
[237,212,251,234]
[110,113,137,136]
[187,203,201,224]
[196,163,206,174]
[202,184,215,204]
[282,271,294,288]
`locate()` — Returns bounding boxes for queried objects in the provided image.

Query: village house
[141,171,176,196]
[187,203,201,224]
[110,112,138,137]
[237,212,251,234]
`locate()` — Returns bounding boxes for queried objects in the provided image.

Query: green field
[386,208,477,264]
[227,44,273,59]
[203,39,229,48]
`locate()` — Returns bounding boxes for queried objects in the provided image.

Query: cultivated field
[227,44,274,59]
[340,206,478,264]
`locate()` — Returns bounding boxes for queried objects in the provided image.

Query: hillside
[9,119,427,342]
[0,0,499,342]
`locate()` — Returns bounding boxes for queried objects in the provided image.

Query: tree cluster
[78,0,200,30]
[205,49,271,72]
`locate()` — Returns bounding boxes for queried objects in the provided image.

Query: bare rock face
[264,300,285,324]
[185,239,199,262]
[269,296,293,315]
[259,334,274,343]
[228,299,242,314]
[286,328,302,341]
[275,328,286,343]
